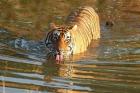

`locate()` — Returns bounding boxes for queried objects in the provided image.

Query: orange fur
[66,6,100,54]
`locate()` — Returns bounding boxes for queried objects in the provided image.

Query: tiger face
[53,28,72,55]
[45,23,77,61]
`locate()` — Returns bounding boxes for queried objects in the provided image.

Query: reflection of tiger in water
[45,6,100,61]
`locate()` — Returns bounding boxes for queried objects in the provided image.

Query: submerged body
[45,6,100,61]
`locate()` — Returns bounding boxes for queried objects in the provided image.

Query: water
[0,0,140,93]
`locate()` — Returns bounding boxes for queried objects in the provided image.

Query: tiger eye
[67,36,70,39]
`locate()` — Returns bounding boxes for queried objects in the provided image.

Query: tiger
[45,6,100,61]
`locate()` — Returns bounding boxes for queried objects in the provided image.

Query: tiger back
[65,6,100,54]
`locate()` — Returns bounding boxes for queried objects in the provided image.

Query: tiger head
[45,23,77,61]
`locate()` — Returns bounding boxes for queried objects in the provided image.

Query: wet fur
[65,6,100,54]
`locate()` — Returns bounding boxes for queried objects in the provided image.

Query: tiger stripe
[65,6,100,54]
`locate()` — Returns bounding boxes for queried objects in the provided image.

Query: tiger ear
[69,25,77,31]
[49,23,57,29]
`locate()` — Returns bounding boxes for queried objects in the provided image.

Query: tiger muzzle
[56,35,72,60]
